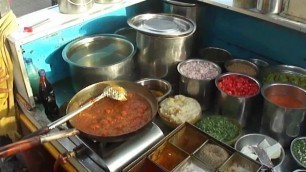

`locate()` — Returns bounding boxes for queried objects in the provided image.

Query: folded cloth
[0,10,20,141]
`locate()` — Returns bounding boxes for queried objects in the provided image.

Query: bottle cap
[38,69,46,76]
[24,58,33,63]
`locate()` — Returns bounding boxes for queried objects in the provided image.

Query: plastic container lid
[127,13,196,37]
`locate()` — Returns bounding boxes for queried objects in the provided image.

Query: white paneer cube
[266,143,282,159]
[258,139,271,150]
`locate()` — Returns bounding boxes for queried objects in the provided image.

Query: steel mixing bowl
[235,133,285,171]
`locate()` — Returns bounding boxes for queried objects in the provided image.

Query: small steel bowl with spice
[225,59,259,78]
[177,59,222,110]
[215,73,261,128]
[136,78,172,102]
[291,137,306,168]
[195,115,241,145]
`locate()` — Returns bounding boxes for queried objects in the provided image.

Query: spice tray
[123,122,263,172]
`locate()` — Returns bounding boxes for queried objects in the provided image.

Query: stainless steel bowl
[136,78,172,102]
[235,133,285,171]
[62,34,136,91]
[291,137,306,168]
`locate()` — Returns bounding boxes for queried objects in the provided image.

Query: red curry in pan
[71,92,152,136]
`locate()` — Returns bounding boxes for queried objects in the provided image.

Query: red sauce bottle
[38,69,59,121]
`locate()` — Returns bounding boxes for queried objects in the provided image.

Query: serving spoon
[23,85,127,139]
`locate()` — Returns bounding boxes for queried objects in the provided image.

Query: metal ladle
[23,85,127,139]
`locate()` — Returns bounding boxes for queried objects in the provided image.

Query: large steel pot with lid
[128,13,196,92]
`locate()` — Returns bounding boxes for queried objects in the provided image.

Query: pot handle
[0,129,80,158]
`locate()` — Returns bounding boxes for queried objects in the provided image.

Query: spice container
[215,73,261,128]
[225,59,259,78]
[218,152,262,172]
[148,142,188,171]
[260,83,306,147]
[260,64,306,89]
[195,115,241,145]
[195,141,231,169]
[173,156,213,171]
[123,123,263,172]
[178,59,222,110]
[169,124,207,153]
[128,158,164,172]
[198,47,232,72]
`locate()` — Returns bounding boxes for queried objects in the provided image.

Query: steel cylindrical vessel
[260,83,306,148]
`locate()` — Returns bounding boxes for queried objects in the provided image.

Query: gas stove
[56,121,164,172]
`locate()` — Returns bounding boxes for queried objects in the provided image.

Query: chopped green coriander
[292,138,306,166]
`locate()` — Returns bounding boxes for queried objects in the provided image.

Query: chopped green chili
[196,115,240,143]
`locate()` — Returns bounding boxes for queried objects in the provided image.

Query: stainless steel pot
[233,0,257,9]
[62,34,136,91]
[58,0,93,14]
[128,13,196,92]
[257,0,283,14]
[162,0,199,23]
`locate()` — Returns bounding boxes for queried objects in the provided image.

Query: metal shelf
[198,0,306,33]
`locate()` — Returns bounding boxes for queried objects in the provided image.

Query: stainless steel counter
[197,0,306,33]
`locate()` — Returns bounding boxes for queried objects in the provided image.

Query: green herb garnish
[196,115,240,143]
[292,139,306,166]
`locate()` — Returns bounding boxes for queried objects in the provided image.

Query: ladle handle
[48,93,106,130]
[0,129,80,158]
[22,126,50,139]
[0,136,41,158]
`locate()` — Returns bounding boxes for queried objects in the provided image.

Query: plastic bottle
[24,58,40,99]
[38,69,59,121]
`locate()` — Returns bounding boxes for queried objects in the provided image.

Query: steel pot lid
[127,13,195,37]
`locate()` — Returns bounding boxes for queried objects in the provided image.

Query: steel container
[225,59,259,78]
[215,73,261,128]
[198,47,232,72]
[235,133,285,172]
[62,34,136,91]
[257,0,283,14]
[162,0,199,23]
[233,0,257,9]
[114,27,137,46]
[178,59,221,111]
[260,83,306,148]
[58,0,93,14]
[136,78,172,102]
[128,13,196,93]
[95,0,122,4]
